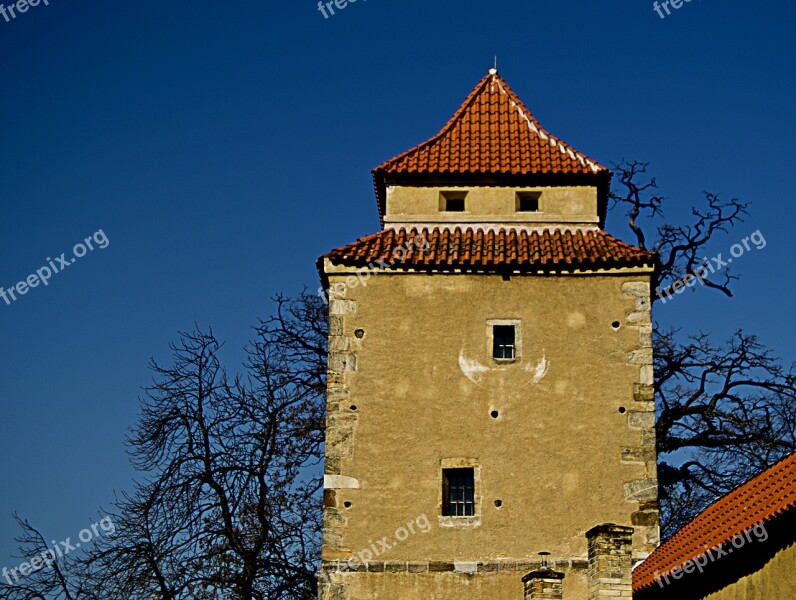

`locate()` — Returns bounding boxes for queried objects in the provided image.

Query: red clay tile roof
[319,227,655,276]
[633,451,796,594]
[375,72,608,178]
[371,70,612,225]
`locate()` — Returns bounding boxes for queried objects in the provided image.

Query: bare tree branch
[610,159,749,298]
[3,292,328,599]
[611,161,793,539]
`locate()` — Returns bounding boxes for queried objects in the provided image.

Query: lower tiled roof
[633,451,796,593]
[319,227,655,275]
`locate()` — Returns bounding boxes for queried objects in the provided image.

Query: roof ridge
[373,73,493,172]
[384,225,646,242]
[398,225,578,234]
[490,75,605,173]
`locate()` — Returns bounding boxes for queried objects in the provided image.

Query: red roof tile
[374,72,608,178]
[633,451,796,594]
[319,227,655,276]
[370,71,612,225]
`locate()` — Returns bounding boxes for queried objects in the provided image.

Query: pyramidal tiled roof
[374,70,609,177]
[633,451,796,594]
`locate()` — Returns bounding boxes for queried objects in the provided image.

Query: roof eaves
[633,450,796,594]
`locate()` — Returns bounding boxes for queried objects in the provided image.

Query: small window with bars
[493,325,516,360]
[442,468,475,517]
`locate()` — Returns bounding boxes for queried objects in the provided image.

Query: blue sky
[0,0,794,570]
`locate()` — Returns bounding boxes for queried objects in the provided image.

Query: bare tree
[0,514,84,600]
[612,160,749,298]
[79,479,221,599]
[1,292,327,599]
[611,161,796,538]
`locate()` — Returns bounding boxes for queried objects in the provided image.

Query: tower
[317,70,659,599]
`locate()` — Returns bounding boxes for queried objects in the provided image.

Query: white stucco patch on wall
[458,350,490,384]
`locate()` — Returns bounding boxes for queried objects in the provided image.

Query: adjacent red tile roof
[633,451,796,594]
[375,72,608,178]
[318,227,655,276]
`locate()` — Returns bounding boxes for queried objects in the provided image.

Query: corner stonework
[322,281,360,561]
[621,281,659,554]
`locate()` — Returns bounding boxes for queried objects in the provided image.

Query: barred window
[493,325,516,360]
[442,468,475,517]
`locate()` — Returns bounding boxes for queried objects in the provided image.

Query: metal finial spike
[489,56,498,76]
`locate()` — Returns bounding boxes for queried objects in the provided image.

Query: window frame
[438,458,481,527]
[442,468,476,517]
[492,325,516,360]
[487,319,522,364]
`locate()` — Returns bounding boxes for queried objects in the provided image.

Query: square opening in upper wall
[440,191,467,212]
[516,191,542,213]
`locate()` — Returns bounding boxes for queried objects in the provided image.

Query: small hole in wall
[354,329,365,339]
[350,405,358,411]
[619,407,627,414]
[494,499,503,508]
[612,321,621,330]
[344,501,352,509]
[490,411,499,419]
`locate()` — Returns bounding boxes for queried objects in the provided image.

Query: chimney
[522,553,565,600]
[522,569,565,600]
[586,524,634,599]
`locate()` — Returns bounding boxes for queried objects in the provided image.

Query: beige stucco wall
[320,268,658,599]
[702,543,796,600]
[383,185,599,227]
